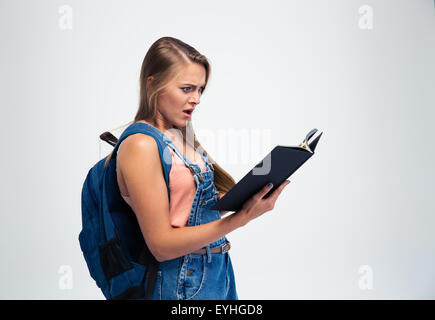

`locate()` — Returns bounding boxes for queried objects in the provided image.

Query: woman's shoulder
[118,132,161,153]
[117,133,161,167]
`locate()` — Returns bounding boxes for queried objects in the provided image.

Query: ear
[146,76,154,88]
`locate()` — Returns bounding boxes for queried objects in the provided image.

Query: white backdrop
[1,0,434,299]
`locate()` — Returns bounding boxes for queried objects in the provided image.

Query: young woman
[109,37,290,300]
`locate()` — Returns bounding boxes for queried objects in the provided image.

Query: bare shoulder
[116,132,168,210]
[117,133,159,164]
[119,133,158,151]
[116,132,165,188]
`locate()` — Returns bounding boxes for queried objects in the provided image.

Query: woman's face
[152,62,206,130]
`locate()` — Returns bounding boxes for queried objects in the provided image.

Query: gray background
[1,0,434,299]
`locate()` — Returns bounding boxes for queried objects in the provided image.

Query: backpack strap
[144,259,158,299]
[100,122,172,240]
[137,245,159,299]
[102,122,172,299]
[112,122,171,191]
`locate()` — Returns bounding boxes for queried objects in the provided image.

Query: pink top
[121,147,206,227]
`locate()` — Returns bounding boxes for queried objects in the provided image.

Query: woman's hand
[234,180,291,227]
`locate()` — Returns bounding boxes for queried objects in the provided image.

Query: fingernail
[267,183,273,188]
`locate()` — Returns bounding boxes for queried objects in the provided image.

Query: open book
[210,128,323,212]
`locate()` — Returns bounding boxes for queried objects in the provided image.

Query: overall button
[198,175,204,182]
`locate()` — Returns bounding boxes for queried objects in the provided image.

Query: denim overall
[146,130,238,300]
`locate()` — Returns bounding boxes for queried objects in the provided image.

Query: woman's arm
[118,133,289,262]
[118,134,243,261]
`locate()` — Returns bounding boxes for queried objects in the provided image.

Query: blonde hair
[104,36,236,195]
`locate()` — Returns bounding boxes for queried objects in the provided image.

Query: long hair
[104,36,236,195]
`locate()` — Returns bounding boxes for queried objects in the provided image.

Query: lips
[182,111,191,118]
[183,108,194,117]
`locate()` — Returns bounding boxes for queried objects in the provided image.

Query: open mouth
[183,110,192,116]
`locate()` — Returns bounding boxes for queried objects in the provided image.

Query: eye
[181,87,205,94]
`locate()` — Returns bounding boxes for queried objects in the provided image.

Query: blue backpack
[79,122,172,299]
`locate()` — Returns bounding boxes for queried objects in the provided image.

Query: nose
[189,91,200,105]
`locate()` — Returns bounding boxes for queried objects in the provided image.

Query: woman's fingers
[238,179,291,225]
[268,180,291,201]
[254,182,275,200]
[255,180,290,201]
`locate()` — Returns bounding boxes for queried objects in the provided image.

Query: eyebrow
[182,83,206,87]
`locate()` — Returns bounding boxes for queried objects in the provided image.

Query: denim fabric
[147,135,238,300]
